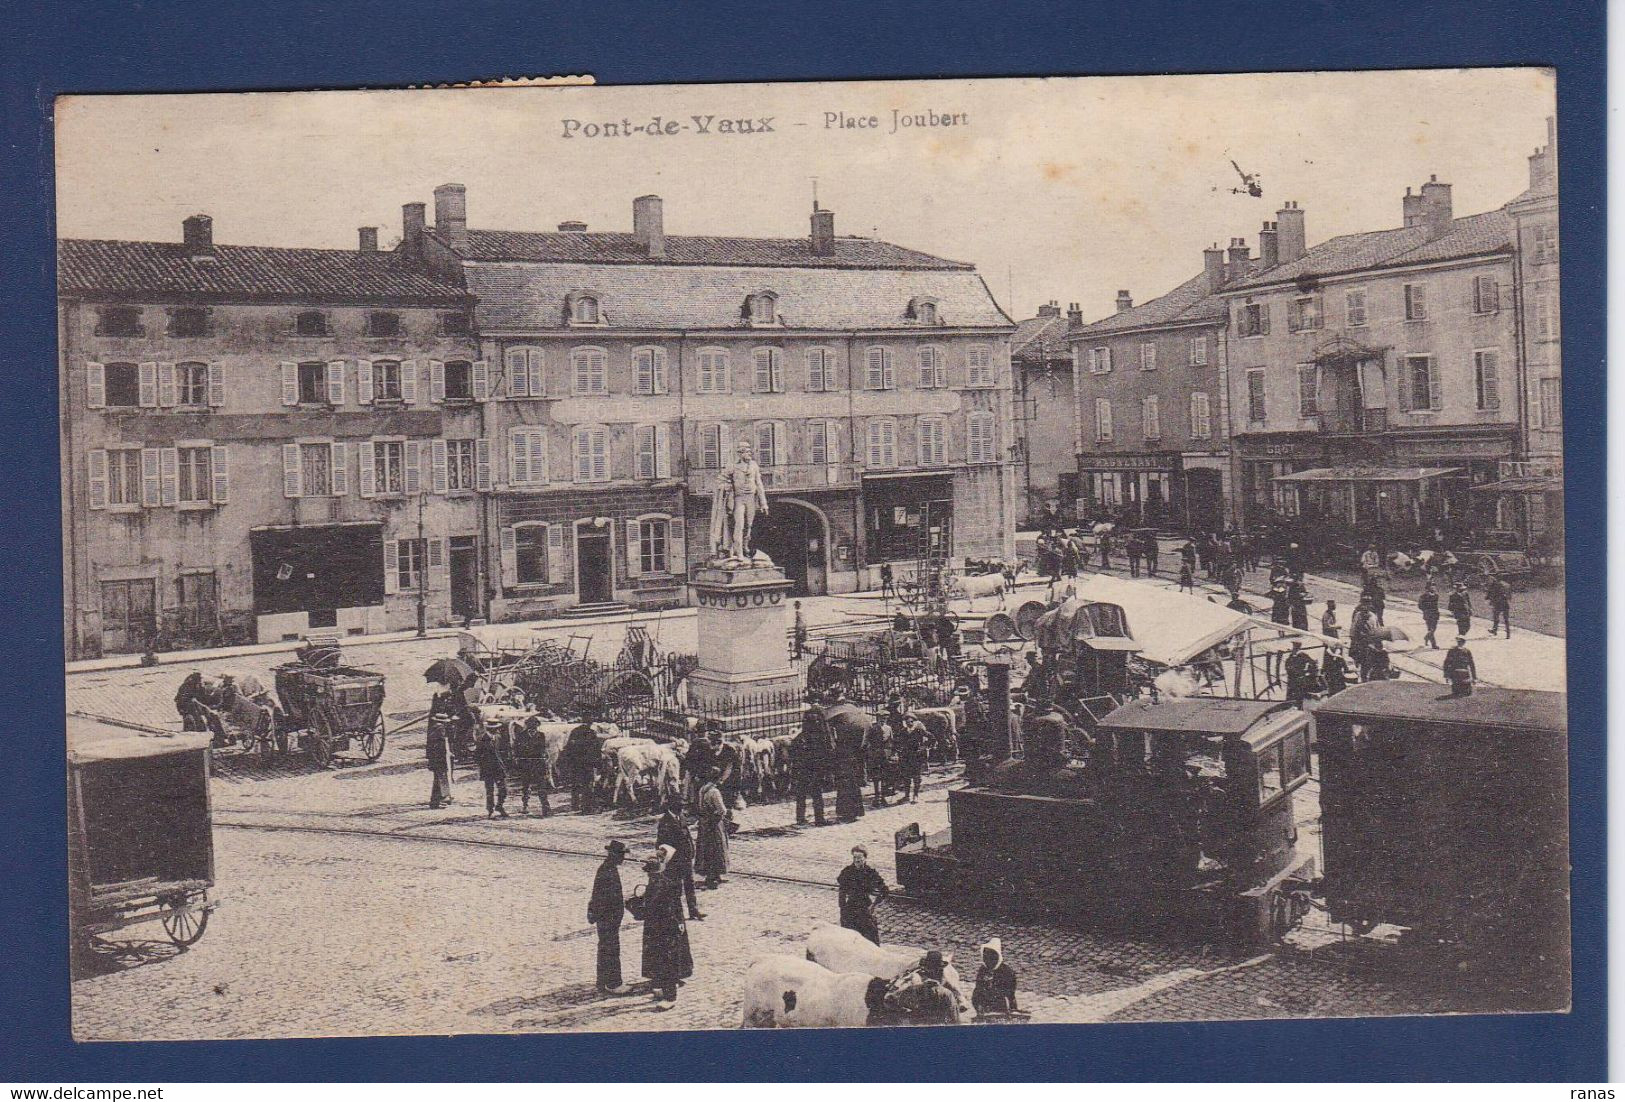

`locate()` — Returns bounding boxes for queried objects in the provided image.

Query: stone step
[554,601,632,620]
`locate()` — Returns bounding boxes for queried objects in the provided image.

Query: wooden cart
[273,660,387,767]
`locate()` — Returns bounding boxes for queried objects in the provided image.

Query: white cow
[740,955,876,1028]
[805,924,967,1009]
[947,571,1008,610]
[532,720,623,785]
[612,740,681,806]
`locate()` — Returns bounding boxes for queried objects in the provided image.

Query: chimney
[1274,201,1306,264]
[358,226,378,253]
[1204,242,1227,288]
[1115,290,1134,313]
[433,183,469,252]
[1419,175,1453,239]
[182,214,213,256]
[1067,302,1083,327]
[1258,220,1279,268]
[633,194,666,258]
[557,221,588,233]
[1402,186,1427,227]
[402,202,427,260]
[1226,237,1251,281]
[810,206,836,256]
[1036,300,1060,318]
[1529,115,1558,190]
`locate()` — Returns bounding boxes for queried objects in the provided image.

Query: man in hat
[1284,641,1317,707]
[886,949,964,1024]
[1417,581,1442,649]
[894,712,928,803]
[695,767,730,889]
[1487,573,1513,638]
[473,724,509,819]
[1320,599,1340,640]
[1126,535,1142,578]
[1361,575,1387,627]
[1321,644,1350,696]
[512,716,551,817]
[425,697,455,809]
[562,715,601,814]
[837,844,890,945]
[587,840,632,994]
[639,845,693,1009]
[971,937,1019,1016]
[1443,635,1478,697]
[792,704,833,827]
[656,794,705,920]
[1447,580,1474,639]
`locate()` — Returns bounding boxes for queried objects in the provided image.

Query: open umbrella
[424,656,476,687]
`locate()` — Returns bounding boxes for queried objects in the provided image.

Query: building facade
[59,216,478,658]
[1010,302,1080,527]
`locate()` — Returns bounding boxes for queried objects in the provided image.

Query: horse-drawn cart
[272,655,387,768]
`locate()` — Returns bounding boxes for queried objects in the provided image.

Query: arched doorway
[750,499,829,596]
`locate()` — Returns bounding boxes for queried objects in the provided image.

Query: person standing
[1360,544,1381,581]
[640,847,693,1009]
[1320,599,1340,639]
[1417,583,1441,649]
[683,727,716,810]
[833,716,867,823]
[1321,645,1350,696]
[1447,581,1474,639]
[1287,574,1310,631]
[1362,576,1387,627]
[425,704,454,809]
[1443,635,1478,697]
[1177,561,1195,594]
[879,561,895,602]
[1268,580,1291,626]
[837,845,890,945]
[562,716,600,814]
[1145,535,1160,577]
[1487,574,1513,638]
[694,768,730,889]
[792,600,808,660]
[894,713,927,804]
[793,706,832,826]
[1098,532,1112,571]
[1284,642,1317,707]
[1126,536,1142,578]
[712,734,742,810]
[473,725,509,819]
[656,795,705,921]
[588,840,632,995]
[512,716,551,816]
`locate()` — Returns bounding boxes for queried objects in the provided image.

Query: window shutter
[138,362,158,408]
[158,362,177,407]
[636,350,654,395]
[281,361,299,406]
[383,539,399,595]
[141,448,161,506]
[669,519,686,573]
[653,349,668,394]
[509,429,530,485]
[429,360,446,402]
[356,359,373,404]
[475,439,492,491]
[429,538,448,590]
[593,428,609,481]
[283,444,302,498]
[1480,353,1501,410]
[473,359,489,401]
[330,442,348,495]
[327,360,346,405]
[86,362,106,409]
[404,440,422,494]
[626,519,642,577]
[656,424,672,478]
[1396,364,1413,412]
[883,350,895,389]
[87,449,107,509]
[505,349,527,397]
[358,441,376,497]
[159,447,178,506]
[400,359,418,404]
[1259,306,1271,335]
[210,445,229,504]
[1428,359,1443,411]
[499,526,518,588]
[208,362,224,407]
[574,428,589,482]
[772,350,784,392]
[547,525,567,583]
[527,431,547,484]
[718,423,732,468]
[528,350,545,397]
[431,439,449,492]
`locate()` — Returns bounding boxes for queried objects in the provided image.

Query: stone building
[58,216,478,658]
[1010,301,1080,526]
[405,187,1016,615]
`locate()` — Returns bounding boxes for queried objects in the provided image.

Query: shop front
[862,473,954,565]
[1234,435,1327,526]
[1076,454,1180,527]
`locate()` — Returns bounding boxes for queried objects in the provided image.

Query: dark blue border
[1,0,1604,1081]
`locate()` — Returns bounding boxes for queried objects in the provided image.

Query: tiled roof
[457,228,973,270]
[1011,313,1069,361]
[58,239,469,303]
[1227,208,1513,290]
[466,261,1012,333]
[1070,271,1226,337]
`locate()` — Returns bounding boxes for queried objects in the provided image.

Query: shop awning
[1470,475,1564,494]
[1272,466,1462,483]
[1072,574,1252,668]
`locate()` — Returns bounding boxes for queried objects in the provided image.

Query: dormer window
[95,306,143,337]
[907,297,940,326]
[745,292,779,326]
[367,311,402,338]
[568,293,602,325]
[295,310,331,337]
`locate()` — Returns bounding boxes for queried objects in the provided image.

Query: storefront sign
[1077,454,1174,471]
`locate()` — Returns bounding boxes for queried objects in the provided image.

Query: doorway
[576,524,614,604]
[449,536,479,623]
[1184,469,1224,532]
[101,578,156,655]
[750,500,828,596]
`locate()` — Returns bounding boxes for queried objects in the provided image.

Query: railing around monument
[805,630,965,709]
[646,685,808,743]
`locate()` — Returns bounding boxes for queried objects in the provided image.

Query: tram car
[1313,681,1568,997]
[897,697,1316,943]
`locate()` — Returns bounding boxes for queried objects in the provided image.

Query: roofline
[1220,245,1515,294]
[58,288,474,308]
[474,324,1016,339]
[448,235,978,272]
[1069,313,1225,340]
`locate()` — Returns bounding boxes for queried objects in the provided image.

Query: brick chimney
[1258,220,1279,268]
[1204,243,1227,288]
[557,220,588,232]
[1402,186,1427,228]
[1036,300,1060,318]
[433,183,469,252]
[810,206,836,256]
[401,202,427,260]
[1115,290,1134,313]
[1275,202,1306,264]
[1067,302,1084,327]
[1420,175,1453,239]
[358,227,378,253]
[1226,238,1251,281]
[182,214,214,256]
[633,194,666,259]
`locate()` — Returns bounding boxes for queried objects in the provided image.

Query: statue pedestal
[686,561,799,713]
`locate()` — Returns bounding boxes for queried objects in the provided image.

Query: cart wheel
[308,715,334,768]
[161,900,209,947]
[361,715,386,762]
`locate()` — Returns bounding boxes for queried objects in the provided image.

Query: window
[396,538,426,591]
[918,416,947,466]
[914,301,938,325]
[748,293,777,324]
[1189,392,1212,439]
[439,312,470,336]
[168,308,208,338]
[967,345,994,387]
[574,425,610,482]
[866,418,897,468]
[1474,350,1501,411]
[1087,347,1112,374]
[1472,274,1500,314]
[176,362,210,406]
[571,295,600,324]
[103,362,141,407]
[506,347,545,398]
[1247,369,1266,422]
[447,439,477,491]
[809,420,836,466]
[753,347,784,393]
[918,346,946,388]
[176,446,212,504]
[299,442,334,496]
[373,440,406,494]
[1296,363,1320,416]
[1188,336,1208,366]
[435,360,470,401]
[515,524,548,585]
[699,423,726,469]
[295,311,330,337]
[1534,285,1558,340]
[508,428,548,487]
[1289,295,1324,332]
[1141,396,1160,440]
[572,347,608,395]
[634,424,671,479]
[1238,302,1269,337]
[634,347,669,395]
[176,572,218,635]
[806,347,835,391]
[755,421,786,467]
[1404,283,1428,321]
[1532,223,1558,263]
[96,306,143,337]
[1401,354,1441,411]
[1539,376,1562,429]
[697,348,730,393]
[105,447,143,506]
[371,360,403,402]
[968,413,996,463]
[1345,288,1368,327]
[637,518,670,574]
[1139,343,1157,371]
[1094,397,1114,442]
[366,312,401,338]
[865,347,895,390]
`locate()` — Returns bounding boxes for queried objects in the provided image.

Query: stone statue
[709,439,770,563]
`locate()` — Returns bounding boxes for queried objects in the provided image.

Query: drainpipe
[61,300,81,658]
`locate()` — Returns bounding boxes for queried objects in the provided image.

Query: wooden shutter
[574,428,590,482]
[429,360,446,402]
[87,449,107,508]
[404,440,422,494]
[86,362,105,409]
[158,362,177,407]
[429,537,448,590]
[1396,361,1413,412]
[527,350,545,397]
[1428,358,1443,411]
[383,540,399,595]
[505,349,528,397]
[509,428,530,485]
[330,442,348,495]
[208,362,224,407]
[210,445,229,504]
[547,525,567,583]
[656,424,672,478]
[283,444,302,498]
[138,362,158,407]
[141,448,161,506]
[669,519,686,573]
[281,361,299,406]
[358,441,376,497]
[473,360,489,401]
[400,359,418,404]
[626,519,642,577]
[653,349,667,394]
[327,360,346,405]
[499,526,518,588]
[431,439,449,492]
[159,447,179,506]
[1259,305,1271,335]
[1479,352,1501,411]
[637,349,654,395]
[356,359,373,404]
[475,439,492,491]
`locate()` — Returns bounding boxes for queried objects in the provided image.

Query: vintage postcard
[57,69,1567,1041]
